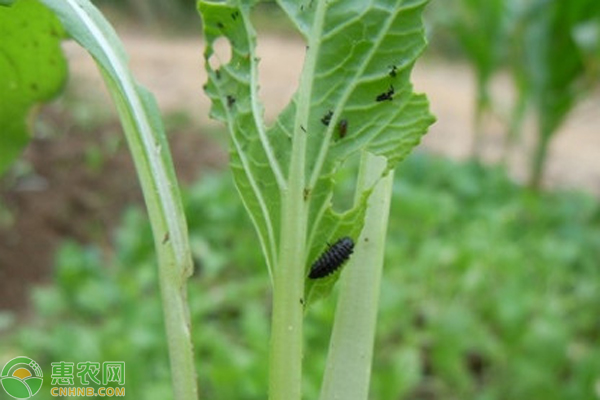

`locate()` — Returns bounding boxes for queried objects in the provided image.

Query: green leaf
[518,0,600,186]
[199,0,434,290]
[446,0,508,85]
[522,0,600,137]
[0,0,67,175]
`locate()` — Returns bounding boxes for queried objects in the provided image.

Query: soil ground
[1,30,599,314]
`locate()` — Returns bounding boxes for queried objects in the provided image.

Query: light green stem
[268,1,328,399]
[40,1,198,398]
[529,127,551,190]
[269,192,306,400]
[319,152,394,400]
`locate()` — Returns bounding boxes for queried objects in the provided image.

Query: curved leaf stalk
[39,1,197,399]
[318,152,393,400]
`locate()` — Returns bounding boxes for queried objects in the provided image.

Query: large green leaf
[199,0,434,287]
[0,0,67,175]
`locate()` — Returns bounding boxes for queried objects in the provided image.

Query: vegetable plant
[438,0,600,188]
[0,0,434,399]
[516,0,600,188]
[438,0,509,158]
[198,1,433,398]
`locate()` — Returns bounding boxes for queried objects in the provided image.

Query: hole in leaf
[208,36,232,70]
[256,34,305,124]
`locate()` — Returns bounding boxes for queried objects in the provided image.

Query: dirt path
[63,32,600,195]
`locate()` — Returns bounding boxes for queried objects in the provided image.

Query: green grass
[4,152,600,400]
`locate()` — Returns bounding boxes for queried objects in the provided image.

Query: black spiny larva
[376,85,395,102]
[308,237,354,279]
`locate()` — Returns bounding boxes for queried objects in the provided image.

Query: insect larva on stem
[308,237,355,279]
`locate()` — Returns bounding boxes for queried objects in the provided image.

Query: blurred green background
[1,1,600,399]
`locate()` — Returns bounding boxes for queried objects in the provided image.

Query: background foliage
[429,0,600,187]
[4,153,600,400]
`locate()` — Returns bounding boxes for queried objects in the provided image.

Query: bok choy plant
[198,1,434,399]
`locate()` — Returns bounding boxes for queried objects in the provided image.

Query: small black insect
[226,95,236,108]
[338,119,348,139]
[308,237,355,279]
[217,21,225,29]
[231,11,240,20]
[389,65,397,77]
[215,69,221,79]
[300,125,307,133]
[321,110,333,126]
[376,85,395,102]
[303,187,311,200]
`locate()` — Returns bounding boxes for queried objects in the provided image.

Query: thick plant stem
[268,1,327,398]
[39,2,198,399]
[269,191,306,400]
[319,152,393,400]
[269,132,307,399]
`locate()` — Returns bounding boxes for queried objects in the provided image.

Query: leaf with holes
[198,0,434,295]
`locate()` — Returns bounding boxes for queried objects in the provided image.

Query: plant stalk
[471,77,491,160]
[502,89,528,165]
[319,152,394,400]
[39,2,199,398]
[529,127,551,190]
[269,189,306,400]
[268,1,328,399]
